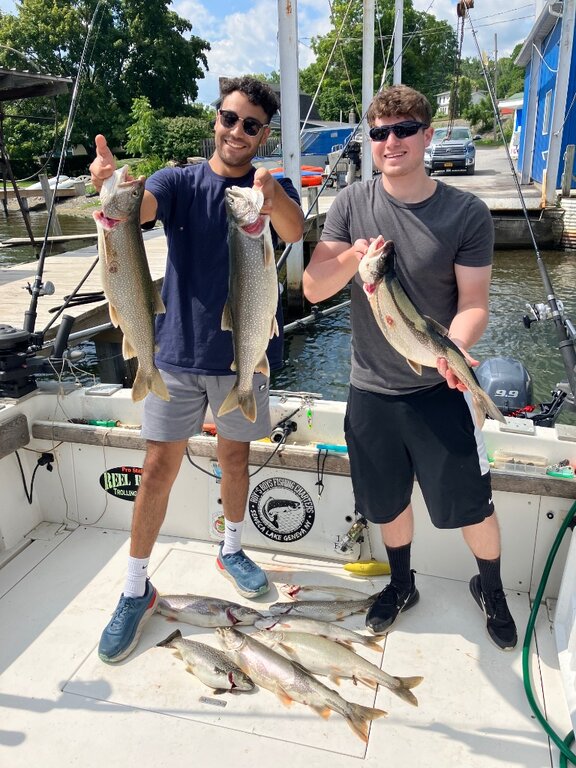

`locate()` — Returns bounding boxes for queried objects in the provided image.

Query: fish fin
[311,706,332,720]
[475,391,506,425]
[156,629,182,648]
[230,360,237,372]
[345,703,388,743]
[108,303,121,328]
[218,384,239,418]
[389,675,424,707]
[406,359,423,375]
[335,639,354,650]
[356,675,378,690]
[238,392,257,423]
[255,353,270,378]
[151,367,170,401]
[270,316,279,339]
[131,366,149,402]
[423,314,450,336]
[328,674,342,686]
[263,233,275,268]
[153,288,166,315]
[122,334,137,360]
[276,690,295,708]
[472,398,486,429]
[362,638,384,653]
[221,300,233,332]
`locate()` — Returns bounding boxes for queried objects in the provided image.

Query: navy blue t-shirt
[145,163,300,375]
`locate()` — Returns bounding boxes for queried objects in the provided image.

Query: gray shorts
[141,370,272,442]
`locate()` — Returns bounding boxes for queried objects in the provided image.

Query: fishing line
[24,0,107,340]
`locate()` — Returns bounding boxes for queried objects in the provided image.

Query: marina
[2,1,576,766]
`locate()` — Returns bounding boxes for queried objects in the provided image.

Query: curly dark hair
[219,76,280,122]
[367,85,432,127]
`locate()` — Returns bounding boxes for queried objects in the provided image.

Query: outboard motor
[475,356,533,416]
[0,324,36,398]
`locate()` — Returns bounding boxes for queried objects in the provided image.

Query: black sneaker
[365,570,420,634]
[469,574,518,651]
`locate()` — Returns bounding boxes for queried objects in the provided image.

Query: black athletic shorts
[344,382,495,529]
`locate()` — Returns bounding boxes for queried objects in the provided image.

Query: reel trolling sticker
[248,476,315,543]
[99,466,143,500]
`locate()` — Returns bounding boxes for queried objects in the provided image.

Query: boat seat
[0,413,30,460]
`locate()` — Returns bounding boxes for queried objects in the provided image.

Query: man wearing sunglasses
[303,85,516,652]
[90,76,304,664]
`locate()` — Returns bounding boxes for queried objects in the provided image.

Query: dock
[0,229,166,342]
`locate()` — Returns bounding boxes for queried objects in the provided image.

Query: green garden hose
[522,500,576,765]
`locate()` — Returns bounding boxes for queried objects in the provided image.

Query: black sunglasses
[369,121,428,142]
[218,109,268,137]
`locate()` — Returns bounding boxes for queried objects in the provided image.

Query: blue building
[515,0,576,203]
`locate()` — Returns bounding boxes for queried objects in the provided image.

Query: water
[272,249,576,425]
[0,208,96,265]
[6,221,576,424]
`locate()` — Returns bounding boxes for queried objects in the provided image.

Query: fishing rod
[23,0,106,347]
[462,3,576,404]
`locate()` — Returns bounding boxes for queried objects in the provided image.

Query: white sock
[222,520,244,556]
[123,556,150,598]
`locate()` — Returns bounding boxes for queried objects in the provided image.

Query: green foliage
[130,155,166,177]
[467,97,494,132]
[299,0,457,121]
[125,96,162,157]
[0,0,210,159]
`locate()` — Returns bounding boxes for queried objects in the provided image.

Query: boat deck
[1,523,572,768]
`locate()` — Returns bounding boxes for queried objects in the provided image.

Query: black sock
[385,543,412,591]
[475,556,503,595]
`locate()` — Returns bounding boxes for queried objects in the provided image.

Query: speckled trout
[358,236,505,428]
[253,629,423,706]
[156,629,254,692]
[94,165,169,402]
[217,627,387,742]
[267,594,378,622]
[218,186,279,423]
[157,593,264,627]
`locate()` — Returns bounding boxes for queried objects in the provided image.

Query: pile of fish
[153,583,424,743]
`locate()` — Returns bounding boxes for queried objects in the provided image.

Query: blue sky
[0,0,536,105]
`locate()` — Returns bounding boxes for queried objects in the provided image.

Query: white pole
[277,0,304,309]
[361,0,375,181]
[393,0,404,85]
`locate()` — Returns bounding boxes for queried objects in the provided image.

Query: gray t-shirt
[321,178,494,394]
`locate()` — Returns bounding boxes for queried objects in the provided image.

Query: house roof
[515,2,563,66]
[498,92,524,109]
[0,67,72,101]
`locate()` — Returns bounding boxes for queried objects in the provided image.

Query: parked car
[424,126,478,176]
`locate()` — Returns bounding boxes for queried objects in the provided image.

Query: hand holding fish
[90,134,117,191]
[437,348,479,392]
[253,167,276,213]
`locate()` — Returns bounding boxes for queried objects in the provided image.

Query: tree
[299,0,457,121]
[0,0,210,164]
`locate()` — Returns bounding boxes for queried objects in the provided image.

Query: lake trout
[94,165,169,402]
[157,593,264,627]
[358,236,506,428]
[253,629,423,707]
[268,594,378,622]
[157,629,254,692]
[279,584,370,602]
[217,626,387,742]
[254,614,383,653]
[218,185,279,423]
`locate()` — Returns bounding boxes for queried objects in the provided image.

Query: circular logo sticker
[248,477,315,543]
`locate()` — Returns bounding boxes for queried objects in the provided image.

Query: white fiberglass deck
[0,525,572,768]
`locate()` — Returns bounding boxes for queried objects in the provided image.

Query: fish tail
[156,629,182,648]
[475,390,506,425]
[131,365,169,402]
[151,366,170,401]
[390,675,424,707]
[218,383,239,418]
[238,392,257,423]
[345,702,388,743]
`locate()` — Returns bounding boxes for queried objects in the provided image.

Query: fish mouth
[363,282,377,296]
[241,217,267,237]
[93,210,122,230]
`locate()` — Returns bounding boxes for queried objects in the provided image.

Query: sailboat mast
[361,0,375,181]
[393,0,404,84]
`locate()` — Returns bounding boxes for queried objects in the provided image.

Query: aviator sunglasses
[369,120,428,142]
[218,109,269,137]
